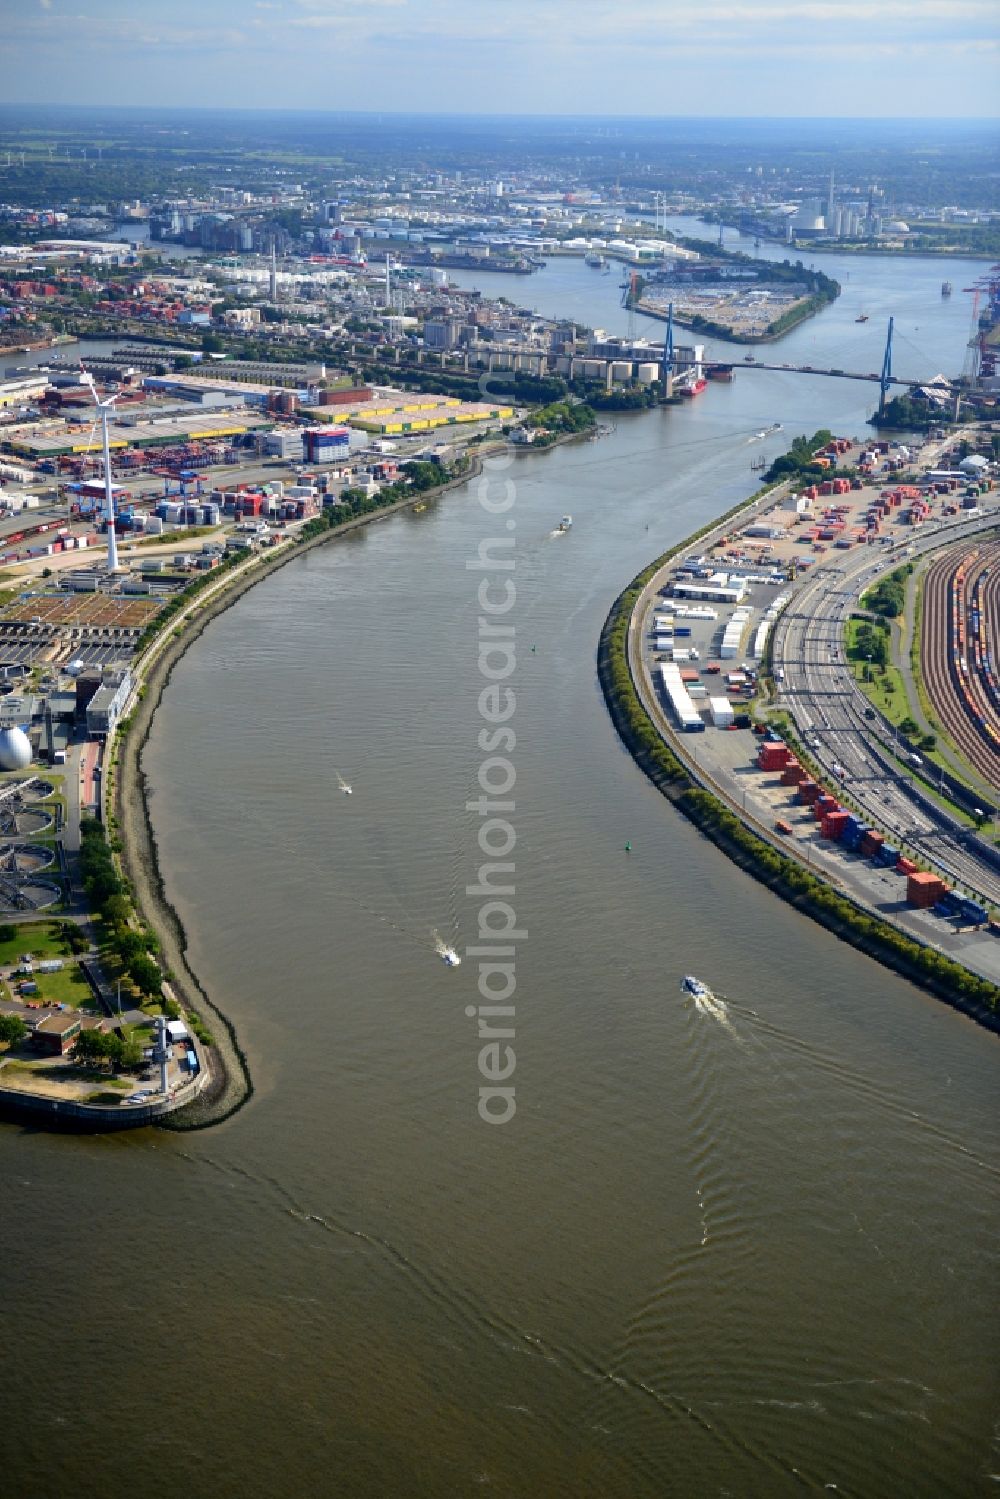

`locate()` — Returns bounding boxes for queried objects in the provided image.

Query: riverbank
[597,522,1000,1026]
[110,434,572,1128]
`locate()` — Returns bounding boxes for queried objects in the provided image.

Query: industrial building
[2,407,272,460]
[84,671,132,738]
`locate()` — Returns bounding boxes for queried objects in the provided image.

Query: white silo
[0,725,32,771]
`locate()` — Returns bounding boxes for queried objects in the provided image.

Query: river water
[1,247,997,1498]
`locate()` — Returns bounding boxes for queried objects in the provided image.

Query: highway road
[772,510,1000,908]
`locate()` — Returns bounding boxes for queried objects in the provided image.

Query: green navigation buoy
[625,841,632,853]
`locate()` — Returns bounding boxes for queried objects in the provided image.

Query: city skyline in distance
[4,0,999,117]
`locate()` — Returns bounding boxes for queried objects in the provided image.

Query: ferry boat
[941,281,952,297]
[585,253,606,269]
[855,313,869,323]
[558,514,573,531]
[681,975,710,999]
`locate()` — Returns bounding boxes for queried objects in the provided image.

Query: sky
[3,0,999,116]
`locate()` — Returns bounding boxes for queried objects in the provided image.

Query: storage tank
[0,725,32,771]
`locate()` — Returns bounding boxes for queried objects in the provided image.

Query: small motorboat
[441,947,461,968]
[681,975,710,999]
[558,515,573,531]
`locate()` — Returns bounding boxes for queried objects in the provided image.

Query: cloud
[2,0,998,112]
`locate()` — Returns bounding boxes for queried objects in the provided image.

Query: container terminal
[632,427,1000,990]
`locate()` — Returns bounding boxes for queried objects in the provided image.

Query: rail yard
[922,540,1000,790]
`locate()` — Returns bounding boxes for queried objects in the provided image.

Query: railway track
[922,543,1000,792]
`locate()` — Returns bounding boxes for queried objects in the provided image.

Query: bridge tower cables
[661,302,674,390]
[878,316,894,416]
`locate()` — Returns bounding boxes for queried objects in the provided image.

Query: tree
[103,894,131,929]
[115,931,147,964]
[0,923,17,944]
[71,1029,109,1067]
[0,1013,27,1046]
[128,955,162,998]
[119,1034,143,1071]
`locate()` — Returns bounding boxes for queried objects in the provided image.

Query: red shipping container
[860,831,884,856]
[758,744,789,769]
[896,857,918,875]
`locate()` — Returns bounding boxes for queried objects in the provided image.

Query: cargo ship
[679,378,707,398]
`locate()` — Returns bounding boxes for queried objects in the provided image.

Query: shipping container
[907,872,947,908]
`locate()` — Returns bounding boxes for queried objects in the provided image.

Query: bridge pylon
[661,302,674,393]
[879,315,894,416]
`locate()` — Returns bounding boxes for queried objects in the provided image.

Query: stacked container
[821,810,850,840]
[907,872,947,907]
[758,742,789,772]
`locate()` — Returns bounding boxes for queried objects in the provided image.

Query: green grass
[0,921,73,966]
[137,527,214,548]
[24,963,94,1009]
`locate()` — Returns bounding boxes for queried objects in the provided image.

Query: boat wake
[682,977,742,1042]
[432,929,461,967]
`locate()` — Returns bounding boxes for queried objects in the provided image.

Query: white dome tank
[0,725,32,771]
